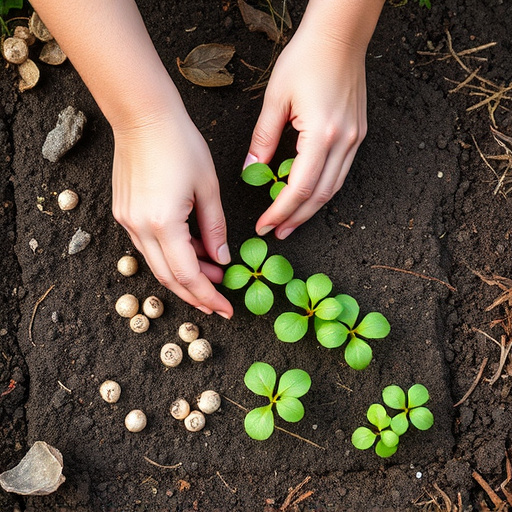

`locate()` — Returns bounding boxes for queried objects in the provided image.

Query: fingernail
[215,310,231,320]
[243,152,258,169]
[196,305,213,315]
[217,243,231,265]
[277,227,295,240]
[257,225,275,236]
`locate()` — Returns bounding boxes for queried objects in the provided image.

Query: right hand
[111,108,233,319]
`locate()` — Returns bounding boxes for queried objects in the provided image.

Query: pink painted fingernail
[217,243,231,265]
[257,225,275,237]
[277,227,295,240]
[196,305,213,315]
[243,153,258,169]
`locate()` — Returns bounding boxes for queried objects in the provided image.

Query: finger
[199,260,224,284]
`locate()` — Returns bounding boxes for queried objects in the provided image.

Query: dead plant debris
[371,264,457,292]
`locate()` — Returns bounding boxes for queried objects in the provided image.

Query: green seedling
[241,158,293,200]
[315,294,390,370]
[274,273,343,343]
[382,384,434,435]
[351,403,399,458]
[244,361,311,441]
[222,237,293,315]
[0,0,23,36]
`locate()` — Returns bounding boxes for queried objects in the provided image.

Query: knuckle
[207,216,226,239]
[173,268,196,289]
[292,183,314,202]
[252,124,274,148]
[316,188,335,205]
[153,273,173,290]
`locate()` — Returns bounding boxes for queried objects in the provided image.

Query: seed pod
[39,40,67,66]
[57,189,79,211]
[2,37,29,65]
[130,314,150,333]
[142,296,164,319]
[99,380,121,404]
[184,410,206,432]
[14,26,36,46]
[115,294,139,318]
[117,255,138,277]
[160,343,183,368]
[178,322,199,343]
[124,409,147,432]
[29,12,53,42]
[170,398,190,420]
[18,59,40,92]
[197,390,221,414]
[188,338,212,362]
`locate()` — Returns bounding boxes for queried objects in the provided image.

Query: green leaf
[222,264,253,290]
[375,439,397,458]
[380,429,399,448]
[351,427,377,450]
[335,294,360,329]
[0,0,23,16]
[261,254,293,285]
[390,412,409,436]
[408,384,430,408]
[355,312,391,339]
[241,163,274,186]
[244,362,276,398]
[314,318,349,348]
[245,280,274,315]
[276,369,311,398]
[409,407,434,430]
[270,181,286,200]
[367,403,390,431]
[382,385,406,410]
[344,337,373,370]
[285,279,310,310]
[244,405,274,440]
[277,158,294,178]
[240,237,267,271]
[315,297,343,321]
[274,312,309,342]
[306,274,333,307]
[275,396,304,423]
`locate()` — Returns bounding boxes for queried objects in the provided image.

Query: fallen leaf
[238,0,281,43]
[177,43,235,87]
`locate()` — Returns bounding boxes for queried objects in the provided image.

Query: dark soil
[1,0,512,510]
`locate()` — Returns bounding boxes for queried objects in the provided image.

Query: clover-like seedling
[382,384,434,435]
[314,294,390,370]
[222,237,293,315]
[244,362,311,441]
[351,403,399,458]
[241,158,293,200]
[274,273,343,343]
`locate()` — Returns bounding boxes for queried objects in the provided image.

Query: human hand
[246,5,376,240]
[112,109,233,319]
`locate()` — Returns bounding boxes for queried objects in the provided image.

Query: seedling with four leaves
[222,237,293,315]
[244,362,311,441]
[241,158,293,200]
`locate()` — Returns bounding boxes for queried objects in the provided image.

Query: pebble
[42,106,87,163]
[68,228,91,255]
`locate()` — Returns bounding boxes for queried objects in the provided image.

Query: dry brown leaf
[177,43,235,87]
[238,0,281,43]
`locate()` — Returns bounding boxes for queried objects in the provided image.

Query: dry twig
[371,265,456,292]
[280,476,313,511]
[453,357,488,407]
[143,456,182,470]
[29,284,55,346]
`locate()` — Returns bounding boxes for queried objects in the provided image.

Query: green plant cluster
[0,0,23,36]
[241,158,293,200]
[244,362,311,440]
[351,384,434,457]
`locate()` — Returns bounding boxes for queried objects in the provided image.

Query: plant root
[371,264,456,292]
[28,284,55,346]
[453,356,488,407]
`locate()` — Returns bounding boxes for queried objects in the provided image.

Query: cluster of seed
[159,322,212,367]
[170,390,221,432]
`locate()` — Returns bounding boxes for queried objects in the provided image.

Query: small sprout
[99,380,121,404]
[223,237,293,315]
[18,58,40,92]
[244,362,311,441]
[274,273,342,343]
[39,40,67,66]
[124,409,147,432]
[241,158,294,200]
[178,322,200,343]
[117,255,138,277]
[170,398,190,420]
[142,296,164,319]
[2,37,29,64]
[160,343,183,368]
[29,12,54,42]
[188,338,212,361]
[14,26,36,47]
[57,189,79,211]
[115,294,139,318]
[197,390,221,414]
[130,314,150,333]
[184,410,206,432]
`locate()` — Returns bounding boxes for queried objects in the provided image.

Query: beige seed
[142,296,164,319]
[124,409,147,432]
[117,255,138,277]
[57,189,79,211]
[2,37,29,65]
[184,410,206,432]
[188,338,212,362]
[197,390,221,414]
[170,398,190,420]
[130,314,150,333]
[115,294,139,318]
[99,380,121,404]
[178,322,200,343]
[160,343,183,368]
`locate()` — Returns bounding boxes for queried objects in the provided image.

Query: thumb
[244,97,289,168]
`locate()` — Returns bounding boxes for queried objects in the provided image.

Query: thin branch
[370,265,456,292]
[473,471,505,508]
[143,456,182,470]
[29,285,55,346]
[453,357,488,407]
